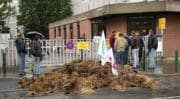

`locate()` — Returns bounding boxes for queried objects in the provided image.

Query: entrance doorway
[127,15,156,36]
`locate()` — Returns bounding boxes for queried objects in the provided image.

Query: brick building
[49,0,180,56]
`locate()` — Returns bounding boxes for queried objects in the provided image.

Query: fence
[0,38,163,67]
[0,38,179,74]
[0,39,100,67]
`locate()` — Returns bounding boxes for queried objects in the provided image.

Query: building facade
[71,0,164,15]
[49,0,180,56]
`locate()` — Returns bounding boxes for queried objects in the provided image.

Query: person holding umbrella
[32,36,43,77]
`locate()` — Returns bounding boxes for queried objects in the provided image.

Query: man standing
[123,32,131,65]
[15,33,27,77]
[109,31,116,51]
[148,29,158,69]
[138,32,144,65]
[131,31,140,68]
[114,33,128,65]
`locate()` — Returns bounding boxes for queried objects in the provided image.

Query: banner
[105,48,118,75]
[77,41,89,50]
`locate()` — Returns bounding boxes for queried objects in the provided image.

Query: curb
[0,89,27,93]
[0,76,21,80]
[143,72,180,77]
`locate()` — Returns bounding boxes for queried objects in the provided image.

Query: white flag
[97,30,107,65]
[105,48,118,75]
[97,31,118,75]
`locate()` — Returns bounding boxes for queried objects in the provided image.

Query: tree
[0,0,15,32]
[17,0,72,38]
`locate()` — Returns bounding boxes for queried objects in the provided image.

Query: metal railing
[0,38,163,67]
[0,38,179,74]
[0,39,100,67]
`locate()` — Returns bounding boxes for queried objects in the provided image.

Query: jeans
[124,49,129,65]
[18,53,25,74]
[115,51,124,65]
[149,48,156,68]
[34,57,41,75]
[132,48,139,67]
[139,48,143,64]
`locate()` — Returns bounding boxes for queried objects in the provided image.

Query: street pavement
[0,65,180,99]
[0,73,180,99]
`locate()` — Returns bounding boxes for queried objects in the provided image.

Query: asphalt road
[0,77,180,99]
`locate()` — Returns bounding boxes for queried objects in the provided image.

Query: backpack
[30,42,37,56]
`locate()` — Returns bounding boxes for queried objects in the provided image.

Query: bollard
[142,49,146,71]
[2,50,6,77]
[175,50,179,73]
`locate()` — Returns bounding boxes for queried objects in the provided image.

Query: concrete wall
[71,0,163,15]
[50,0,180,28]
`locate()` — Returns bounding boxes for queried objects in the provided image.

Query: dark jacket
[140,37,144,49]
[131,35,140,49]
[124,36,131,50]
[15,38,27,54]
[148,34,158,50]
[33,41,42,57]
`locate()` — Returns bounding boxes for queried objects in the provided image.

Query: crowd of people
[14,30,158,77]
[109,29,158,69]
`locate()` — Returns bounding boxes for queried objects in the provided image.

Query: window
[77,21,80,39]
[63,25,66,39]
[58,26,61,37]
[92,19,106,38]
[127,15,156,36]
[54,27,56,38]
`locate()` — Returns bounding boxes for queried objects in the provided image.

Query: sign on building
[159,18,166,30]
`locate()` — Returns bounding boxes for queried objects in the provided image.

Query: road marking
[152,96,180,99]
